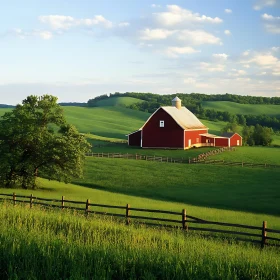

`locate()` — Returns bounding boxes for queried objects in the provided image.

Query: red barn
[128,97,242,149]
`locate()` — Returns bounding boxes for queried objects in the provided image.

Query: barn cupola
[172,97,182,110]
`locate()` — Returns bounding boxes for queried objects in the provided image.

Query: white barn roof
[140,106,207,130]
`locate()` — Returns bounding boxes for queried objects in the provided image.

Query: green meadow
[1,203,279,280]
[1,100,280,279]
[208,146,280,165]
[202,101,280,117]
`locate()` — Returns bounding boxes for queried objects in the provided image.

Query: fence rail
[86,152,280,169]
[1,192,279,249]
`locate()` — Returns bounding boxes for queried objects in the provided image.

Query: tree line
[87,92,280,131]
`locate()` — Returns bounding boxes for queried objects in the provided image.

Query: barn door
[188,139,191,147]
[237,140,240,146]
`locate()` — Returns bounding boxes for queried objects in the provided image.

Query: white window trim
[159,120,164,127]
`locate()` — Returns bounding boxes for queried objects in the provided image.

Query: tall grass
[1,203,279,280]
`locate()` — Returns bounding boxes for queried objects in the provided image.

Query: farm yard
[1,98,280,279]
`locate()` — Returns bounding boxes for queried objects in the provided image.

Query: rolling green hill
[202,101,280,117]
[94,96,144,107]
[62,106,149,139]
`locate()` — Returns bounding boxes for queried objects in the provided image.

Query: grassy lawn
[209,146,280,165]
[202,101,280,117]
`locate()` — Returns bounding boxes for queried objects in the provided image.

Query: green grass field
[208,146,280,165]
[202,101,280,117]
[1,203,279,280]
[94,96,144,107]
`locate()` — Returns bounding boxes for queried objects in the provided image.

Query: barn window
[159,120,164,127]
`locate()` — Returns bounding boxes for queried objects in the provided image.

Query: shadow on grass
[72,181,280,218]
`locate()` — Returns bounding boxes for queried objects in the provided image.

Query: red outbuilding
[127,97,242,149]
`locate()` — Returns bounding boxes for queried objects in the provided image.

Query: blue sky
[0,0,279,105]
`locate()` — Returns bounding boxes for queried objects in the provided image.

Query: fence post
[136,153,137,160]
[189,157,190,164]
[182,209,187,231]
[126,204,130,225]
[61,196,65,210]
[261,221,267,248]
[13,192,16,206]
[242,161,244,167]
[30,194,33,208]
[85,199,90,216]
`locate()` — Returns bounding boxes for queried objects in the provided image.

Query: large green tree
[0,95,91,189]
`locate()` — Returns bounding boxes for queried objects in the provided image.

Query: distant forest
[88,92,280,131]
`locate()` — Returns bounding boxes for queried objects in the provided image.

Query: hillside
[202,101,280,117]
[94,96,144,107]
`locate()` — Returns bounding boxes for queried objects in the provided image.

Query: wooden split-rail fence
[86,151,280,169]
[1,192,280,249]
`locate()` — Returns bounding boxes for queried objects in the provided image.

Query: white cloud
[177,29,221,45]
[271,46,280,51]
[262,13,280,21]
[200,62,225,72]
[261,13,280,34]
[243,64,250,68]
[37,31,52,40]
[139,28,174,40]
[213,53,228,60]
[231,69,247,76]
[258,71,267,75]
[154,5,222,27]
[242,50,250,56]
[253,0,276,10]
[39,14,113,30]
[224,29,231,35]
[165,46,200,57]
[250,54,278,66]
[225,9,232,14]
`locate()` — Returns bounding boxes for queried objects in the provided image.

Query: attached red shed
[221,132,242,147]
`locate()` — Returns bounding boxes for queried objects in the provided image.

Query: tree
[242,125,255,146]
[0,95,91,189]
[221,122,239,134]
[252,124,273,146]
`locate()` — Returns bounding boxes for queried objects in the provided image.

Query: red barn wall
[230,134,242,146]
[185,130,208,148]
[215,138,229,147]
[142,108,184,148]
[128,131,141,146]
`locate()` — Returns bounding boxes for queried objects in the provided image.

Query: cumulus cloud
[177,29,221,45]
[224,29,231,35]
[165,46,200,57]
[153,5,222,27]
[261,13,280,33]
[225,9,232,14]
[200,62,225,72]
[213,53,228,60]
[39,14,113,29]
[139,28,175,40]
